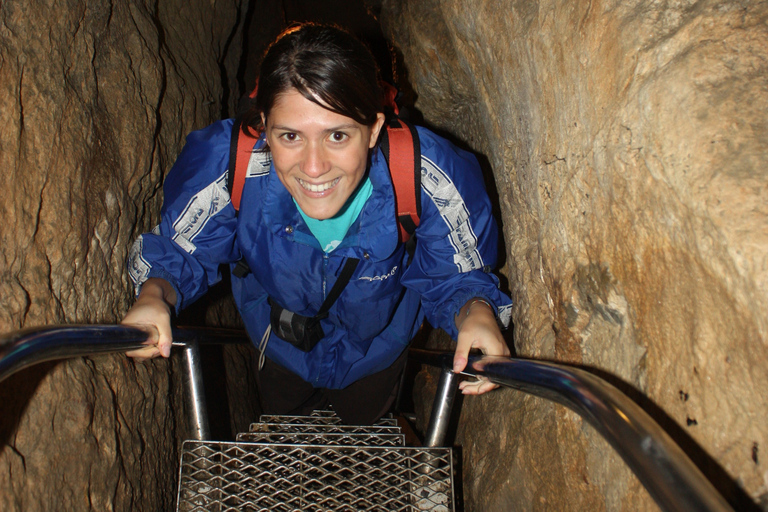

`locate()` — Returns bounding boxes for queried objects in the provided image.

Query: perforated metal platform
[246,422,403,436]
[258,413,400,427]
[237,431,406,447]
[176,412,455,511]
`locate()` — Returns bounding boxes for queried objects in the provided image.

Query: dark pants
[256,349,408,425]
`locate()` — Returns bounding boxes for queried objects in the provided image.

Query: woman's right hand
[122,278,177,361]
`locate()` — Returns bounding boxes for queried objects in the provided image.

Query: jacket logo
[358,266,398,282]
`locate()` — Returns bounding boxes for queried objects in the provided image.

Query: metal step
[248,421,403,436]
[177,411,454,511]
[177,441,454,511]
[237,431,406,447]
[254,413,400,427]
[307,409,394,419]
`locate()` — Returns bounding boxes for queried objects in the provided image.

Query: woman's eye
[279,132,298,142]
[330,132,348,143]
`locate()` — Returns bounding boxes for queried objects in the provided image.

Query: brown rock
[381,0,768,509]
[0,1,260,510]
[3,0,767,509]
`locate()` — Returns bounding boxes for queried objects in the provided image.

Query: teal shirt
[295,177,373,253]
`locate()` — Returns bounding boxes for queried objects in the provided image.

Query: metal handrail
[411,348,734,512]
[0,324,249,440]
[0,324,249,382]
[0,326,736,511]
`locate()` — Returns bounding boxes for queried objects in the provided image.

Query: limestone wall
[378,0,768,510]
[0,1,253,509]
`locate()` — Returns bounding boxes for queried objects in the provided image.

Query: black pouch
[267,257,360,353]
[269,298,326,352]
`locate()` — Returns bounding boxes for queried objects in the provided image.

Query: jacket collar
[260,147,400,261]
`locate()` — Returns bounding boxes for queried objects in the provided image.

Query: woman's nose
[301,143,330,177]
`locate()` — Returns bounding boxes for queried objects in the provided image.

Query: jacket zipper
[322,252,329,300]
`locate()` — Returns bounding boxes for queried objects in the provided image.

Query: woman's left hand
[453,299,511,395]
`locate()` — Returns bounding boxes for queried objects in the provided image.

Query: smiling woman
[122,23,513,425]
[264,90,385,220]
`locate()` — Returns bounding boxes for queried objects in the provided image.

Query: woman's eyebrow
[270,123,361,133]
[324,124,360,132]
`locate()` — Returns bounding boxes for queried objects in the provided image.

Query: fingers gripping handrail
[410,348,734,512]
[0,324,249,440]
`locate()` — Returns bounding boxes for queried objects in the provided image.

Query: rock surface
[378,0,768,510]
[0,1,258,510]
[3,0,767,510]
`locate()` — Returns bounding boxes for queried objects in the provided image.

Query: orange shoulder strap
[228,119,261,211]
[380,119,421,242]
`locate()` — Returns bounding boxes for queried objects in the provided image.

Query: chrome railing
[412,348,734,512]
[0,324,249,440]
[0,326,735,512]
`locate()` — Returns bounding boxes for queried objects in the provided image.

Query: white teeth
[298,177,339,192]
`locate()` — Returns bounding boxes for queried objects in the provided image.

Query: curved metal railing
[410,348,734,512]
[0,324,249,440]
[0,324,248,383]
[0,326,735,512]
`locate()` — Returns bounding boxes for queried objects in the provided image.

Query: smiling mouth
[297,177,340,193]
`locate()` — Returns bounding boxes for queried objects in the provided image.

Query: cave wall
[0,1,259,510]
[378,0,768,510]
[2,0,767,509]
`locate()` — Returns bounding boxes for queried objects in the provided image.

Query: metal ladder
[176,410,455,511]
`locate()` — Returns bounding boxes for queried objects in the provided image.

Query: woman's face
[263,89,385,220]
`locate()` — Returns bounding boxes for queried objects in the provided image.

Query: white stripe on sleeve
[421,156,484,273]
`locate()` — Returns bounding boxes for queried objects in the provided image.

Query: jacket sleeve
[127,119,241,311]
[400,127,512,340]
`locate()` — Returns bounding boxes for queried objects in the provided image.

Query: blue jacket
[128,119,512,389]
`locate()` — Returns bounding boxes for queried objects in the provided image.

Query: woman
[123,24,512,425]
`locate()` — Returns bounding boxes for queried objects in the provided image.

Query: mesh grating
[257,414,399,427]
[249,422,402,436]
[236,431,405,447]
[308,410,393,419]
[177,441,454,511]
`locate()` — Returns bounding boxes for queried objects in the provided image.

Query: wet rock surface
[381,0,768,510]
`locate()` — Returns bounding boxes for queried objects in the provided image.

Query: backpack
[227,82,422,245]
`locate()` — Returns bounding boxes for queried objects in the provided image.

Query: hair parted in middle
[242,23,384,134]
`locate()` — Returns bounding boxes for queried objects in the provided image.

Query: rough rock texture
[0,1,259,510]
[379,0,768,510]
[3,0,767,509]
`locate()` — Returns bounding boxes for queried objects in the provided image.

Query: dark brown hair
[242,23,384,133]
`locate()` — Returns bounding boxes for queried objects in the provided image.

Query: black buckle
[268,298,325,352]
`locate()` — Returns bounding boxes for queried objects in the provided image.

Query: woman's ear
[368,112,387,148]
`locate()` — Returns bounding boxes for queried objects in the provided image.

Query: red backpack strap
[228,118,261,211]
[380,118,421,242]
[380,81,400,117]
[228,78,261,211]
